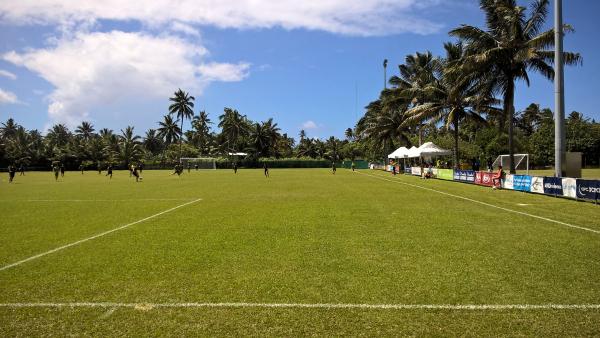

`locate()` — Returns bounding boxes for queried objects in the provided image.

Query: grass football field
[1,168,599,336]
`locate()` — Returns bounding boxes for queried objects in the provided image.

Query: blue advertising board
[543,177,563,196]
[404,167,411,174]
[576,179,600,200]
[513,175,532,192]
[453,170,475,183]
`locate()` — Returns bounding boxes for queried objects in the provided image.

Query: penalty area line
[0,198,203,272]
[0,302,599,310]
[355,171,600,235]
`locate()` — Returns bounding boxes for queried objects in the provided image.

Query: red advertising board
[475,171,495,187]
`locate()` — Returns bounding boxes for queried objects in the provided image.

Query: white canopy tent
[228,152,248,156]
[417,142,452,157]
[406,146,420,158]
[388,146,409,159]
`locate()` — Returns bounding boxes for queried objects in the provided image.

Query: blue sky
[0,0,598,140]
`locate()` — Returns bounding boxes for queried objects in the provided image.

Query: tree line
[355,0,598,172]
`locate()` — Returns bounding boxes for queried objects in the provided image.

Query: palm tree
[168,89,195,161]
[0,118,19,140]
[143,129,164,155]
[405,42,500,168]
[157,115,181,147]
[449,0,581,173]
[191,111,212,154]
[344,128,354,141]
[389,51,441,146]
[75,121,95,140]
[119,126,142,166]
[218,108,249,152]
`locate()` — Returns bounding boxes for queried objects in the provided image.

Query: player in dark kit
[52,164,59,181]
[194,164,198,171]
[8,164,16,183]
[19,165,25,176]
[263,162,269,177]
[332,162,336,175]
[60,164,65,177]
[79,164,84,174]
[131,164,141,182]
[138,162,144,174]
[351,162,356,172]
[187,163,191,173]
[106,164,113,179]
[233,162,238,174]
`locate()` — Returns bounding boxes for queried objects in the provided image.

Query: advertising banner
[502,174,514,190]
[530,176,545,194]
[543,177,563,196]
[561,177,576,198]
[454,169,475,183]
[513,175,532,192]
[411,167,422,176]
[431,168,438,176]
[576,179,600,200]
[437,169,454,181]
[475,171,494,187]
[404,167,411,174]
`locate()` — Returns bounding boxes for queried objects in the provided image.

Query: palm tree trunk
[179,118,184,163]
[505,77,516,174]
[453,115,459,169]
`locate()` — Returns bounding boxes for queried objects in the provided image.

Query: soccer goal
[492,154,529,174]
[180,157,217,170]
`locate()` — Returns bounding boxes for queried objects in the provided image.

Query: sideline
[0,198,203,272]
[356,171,599,234]
[0,302,599,310]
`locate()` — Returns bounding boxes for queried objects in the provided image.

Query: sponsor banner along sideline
[411,167,422,176]
[543,177,563,196]
[431,168,438,176]
[513,175,532,192]
[453,170,475,183]
[562,177,577,198]
[530,176,545,194]
[437,169,454,181]
[474,171,495,187]
[576,179,600,200]
[404,167,411,174]
[502,174,514,190]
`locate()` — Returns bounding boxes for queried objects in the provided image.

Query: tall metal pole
[554,0,566,177]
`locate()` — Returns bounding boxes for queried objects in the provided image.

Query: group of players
[6,160,353,182]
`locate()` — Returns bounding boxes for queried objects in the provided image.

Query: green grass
[1,169,599,336]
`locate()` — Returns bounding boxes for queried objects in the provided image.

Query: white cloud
[3,31,249,127]
[0,88,18,104]
[0,0,443,36]
[170,22,201,37]
[302,120,318,130]
[0,69,17,80]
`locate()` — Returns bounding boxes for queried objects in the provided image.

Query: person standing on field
[263,162,269,178]
[332,162,336,175]
[351,162,355,172]
[106,164,113,179]
[60,163,65,177]
[8,164,16,183]
[233,162,238,174]
[52,164,60,181]
[18,164,25,176]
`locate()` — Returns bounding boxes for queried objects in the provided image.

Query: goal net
[180,157,217,170]
[492,154,529,173]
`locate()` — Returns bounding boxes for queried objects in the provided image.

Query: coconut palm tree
[119,126,142,166]
[143,129,164,155]
[75,121,95,140]
[168,89,195,161]
[0,118,19,140]
[157,115,181,147]
[449,0,581,173]
[405,42,500,168]
[191,110,212,154]
[218,108,249,152]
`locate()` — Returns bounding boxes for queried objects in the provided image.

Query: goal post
[180,157,217,170]
[492,154,529,174]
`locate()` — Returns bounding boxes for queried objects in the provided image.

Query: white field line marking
[22,198,194,202]
[356,171,600,235]
[0,302,599,310]
[0,198,202,272]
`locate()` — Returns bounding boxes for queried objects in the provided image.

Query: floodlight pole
[554,0,566,177]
